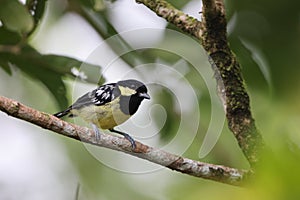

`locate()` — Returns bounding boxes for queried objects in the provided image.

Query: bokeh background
[1,0,300,199]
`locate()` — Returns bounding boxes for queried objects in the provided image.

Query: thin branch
[136,0,202,39]
[0,95,250,186]
[135,0,264,167]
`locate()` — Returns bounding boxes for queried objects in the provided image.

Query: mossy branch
[200,0,264,166]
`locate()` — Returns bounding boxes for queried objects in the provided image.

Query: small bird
[54,79,150,149]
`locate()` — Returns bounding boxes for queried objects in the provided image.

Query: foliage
[0,0,102,109]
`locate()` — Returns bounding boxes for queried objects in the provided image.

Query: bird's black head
[117,79,150,100]
[117,79,150,115]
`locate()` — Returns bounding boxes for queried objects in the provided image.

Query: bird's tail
[53,107,71,118]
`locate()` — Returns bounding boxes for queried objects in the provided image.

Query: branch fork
[135,0,264,167]
[0,0,264,186]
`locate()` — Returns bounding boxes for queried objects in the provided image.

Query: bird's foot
[91,123,101,142]
[109,129,136,149]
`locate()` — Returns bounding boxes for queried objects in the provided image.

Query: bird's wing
[71,83,119,110]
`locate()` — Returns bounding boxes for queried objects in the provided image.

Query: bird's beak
[139,92,150,100]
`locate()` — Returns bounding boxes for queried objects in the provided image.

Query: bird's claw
[109,129,136,149]
[91,123,101,142]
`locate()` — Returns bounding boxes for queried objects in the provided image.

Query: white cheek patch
[119,86,136,96]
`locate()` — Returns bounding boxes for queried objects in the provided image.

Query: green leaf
[0,57,12,75]
[0,27,22,45]
[40,54,102,84]
[3,48,68,109]
[0,45,104,108]
[71,0,106,11]
[26,0,47,25]
[0,0,34,34]
[75,0,95,9]
[19,46,104,108]
[23,46,103,85]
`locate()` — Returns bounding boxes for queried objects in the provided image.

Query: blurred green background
[0,0,300,199]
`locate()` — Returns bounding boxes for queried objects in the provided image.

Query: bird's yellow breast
[70,98,131,129]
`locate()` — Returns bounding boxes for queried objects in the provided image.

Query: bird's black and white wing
[71,83,119,110]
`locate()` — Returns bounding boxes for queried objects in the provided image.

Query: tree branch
[200,0,264,167]
[136,0,202,38]
[135,0,264,167]
[0,95,250,186]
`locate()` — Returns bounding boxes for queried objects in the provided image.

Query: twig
[0,95,250,186]
[136,0,202,38]
[75,182,80,200]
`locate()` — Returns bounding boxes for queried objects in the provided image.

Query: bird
[54,79,150,149]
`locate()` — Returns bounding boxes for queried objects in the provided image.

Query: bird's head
[117,79,150,100]
[116,79,150,115]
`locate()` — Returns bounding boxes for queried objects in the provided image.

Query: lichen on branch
[200,0,264,166]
